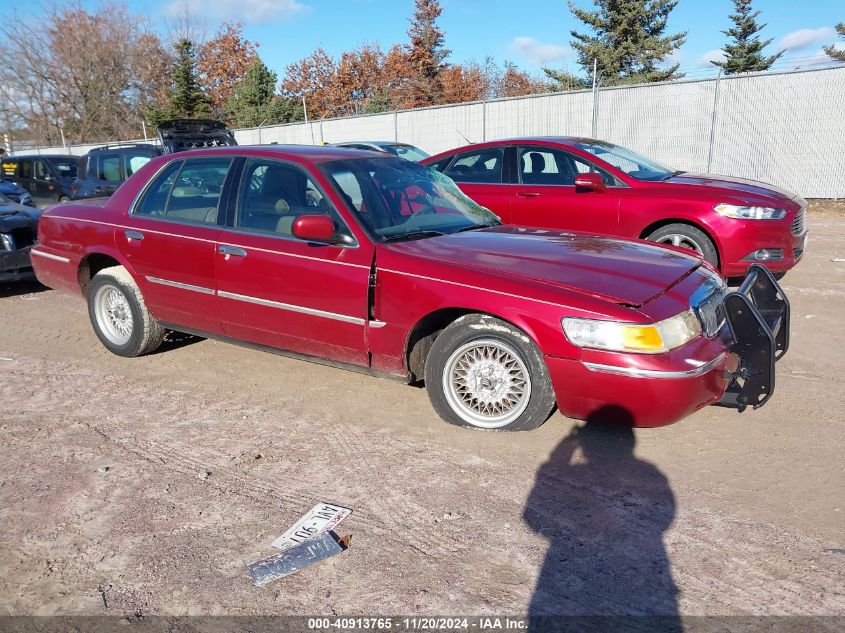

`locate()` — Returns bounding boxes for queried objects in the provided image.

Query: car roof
[87,144,160,154]
[422,137,608,163]
[6,154,78,160]
[334,141,404,146]
[153,144,386,163]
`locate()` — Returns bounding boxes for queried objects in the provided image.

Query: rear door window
[33,160,49,180]
[134,157,232,225]
[444,148,505,184]
[18,160,33,180]
[97,154,121,182]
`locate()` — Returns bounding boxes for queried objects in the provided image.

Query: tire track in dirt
[4,351,843,615]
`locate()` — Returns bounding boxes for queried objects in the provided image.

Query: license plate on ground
[271,503,351,550]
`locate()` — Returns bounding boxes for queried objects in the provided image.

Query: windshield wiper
[452,223,497,234]
[381,230,446,243]
[661,170,684,181]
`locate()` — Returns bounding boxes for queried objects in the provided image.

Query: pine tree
[228,57,302,127]
[824,23,845,62]
[546,0,686,89]
[169,38,210,118]
[713,0,783,74]
[405,0,450,107]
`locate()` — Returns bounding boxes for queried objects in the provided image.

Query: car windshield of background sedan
[380,143,430,162]
[574,140,677,181]
[323,157,500,241]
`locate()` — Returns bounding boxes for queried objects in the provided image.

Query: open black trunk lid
[157,119,237,154]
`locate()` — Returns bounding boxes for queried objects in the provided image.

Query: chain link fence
[11,66,845,198]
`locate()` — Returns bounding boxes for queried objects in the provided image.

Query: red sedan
[30,146,789,430]
[422,138,808,278]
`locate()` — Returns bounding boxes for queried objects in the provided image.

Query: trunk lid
[157,119,237,154]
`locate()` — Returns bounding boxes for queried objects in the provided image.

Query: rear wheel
[424,314,556,431]
[647,223,719,267]
[87,266,165,357]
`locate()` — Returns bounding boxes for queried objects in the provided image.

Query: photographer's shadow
[524,406,681,632]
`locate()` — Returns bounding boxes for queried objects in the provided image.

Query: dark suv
[1,155,78,207]
[71,119,237,201]
[72,144,161,201]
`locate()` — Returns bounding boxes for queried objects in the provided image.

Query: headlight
[714,203,786,220]
[562,310,701,354]
[0,233,13,251]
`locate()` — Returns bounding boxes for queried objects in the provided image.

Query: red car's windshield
[573,141,677,182]
[322,157,500,242]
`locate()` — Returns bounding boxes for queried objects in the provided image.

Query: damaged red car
[31,146,789,431]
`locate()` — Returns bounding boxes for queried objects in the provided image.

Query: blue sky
[21,0,845,78]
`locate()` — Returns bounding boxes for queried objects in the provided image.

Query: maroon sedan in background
[422,138,808,278]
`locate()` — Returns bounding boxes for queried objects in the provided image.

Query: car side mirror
[574,173,606,192]
[292,214,339,244]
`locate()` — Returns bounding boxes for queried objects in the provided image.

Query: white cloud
[509,36,571,66]
[778,27,836,51]
[697,48,726,68]
[783,47,845,69]
[660,50,683,68]
[166,0,308,24]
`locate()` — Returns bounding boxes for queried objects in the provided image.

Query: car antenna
[456,130,474,145]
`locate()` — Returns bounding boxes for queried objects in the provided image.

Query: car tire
[647,223,719,267]
[424,314,556,431]
[87,266,165,357]
[58,195,70,204]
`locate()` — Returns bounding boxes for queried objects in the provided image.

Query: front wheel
[424,314,556,431]
[87,266,165,357]
[646,223,719,267]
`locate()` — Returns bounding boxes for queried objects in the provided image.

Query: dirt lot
[1,206,844,623]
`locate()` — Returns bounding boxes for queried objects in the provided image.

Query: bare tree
[0,2,172,145]
[165,3,209,47]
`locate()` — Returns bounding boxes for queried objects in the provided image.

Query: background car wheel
[87,266,165,357]
[647,223,719,267]
[58,195,70,204]
[424,314,556,431]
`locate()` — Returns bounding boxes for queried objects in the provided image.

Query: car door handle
[516,192,541,198]
[219,245,247,257]
[124,230,144,241]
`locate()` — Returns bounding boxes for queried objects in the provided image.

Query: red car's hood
[386,226,702,307]
[664,172,800,204]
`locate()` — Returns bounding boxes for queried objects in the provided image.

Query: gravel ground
[0,207,843,625]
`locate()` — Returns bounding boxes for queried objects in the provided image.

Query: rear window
[46,158,78,179]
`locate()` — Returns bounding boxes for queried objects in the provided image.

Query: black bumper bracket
[717,264,790,412]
